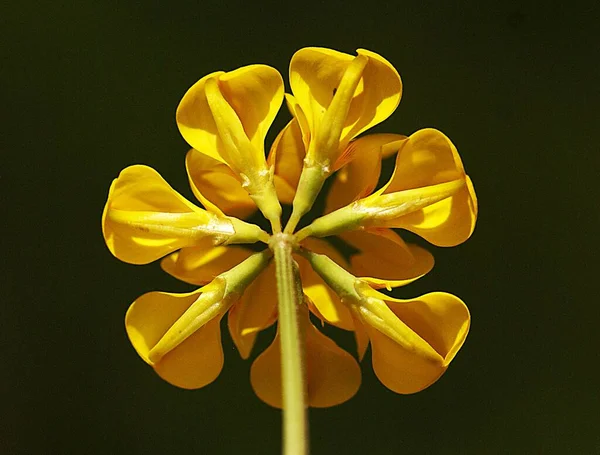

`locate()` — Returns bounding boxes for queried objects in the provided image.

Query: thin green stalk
[271,233,308,455]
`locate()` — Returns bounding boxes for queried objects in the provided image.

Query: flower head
[103,46,477,408]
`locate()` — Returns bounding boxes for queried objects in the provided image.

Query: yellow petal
[177,66,283,170]
[365,292,470,394]
[290,47,401,164]
[377,128,478,246]
[177,66,283,229]
[296,238,354,329]
[250,311,361,408]
[125,289,225,389]
[267,118,305,204]
[161,242,253,285]
[325,134,406,213]
[227,262,278,359]
[154,316,223,389]
[186,149,256,219]
[102,165,233,264]
[342,229,434,289]
[218,66,284,158]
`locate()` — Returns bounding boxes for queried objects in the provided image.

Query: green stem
[271,233,308,455]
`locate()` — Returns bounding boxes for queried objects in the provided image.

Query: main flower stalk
[270,233,308,455]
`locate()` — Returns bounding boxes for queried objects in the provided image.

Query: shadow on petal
[126,289,226,389]
[251,313,361,408]
[342,228,434,289]
[296,238,354,329]
[228,262,278,359]
[366,292,470,394]
[161,244,253,286]
[154,317,224,389]
[186,149,256,219]
[268,118,306,204]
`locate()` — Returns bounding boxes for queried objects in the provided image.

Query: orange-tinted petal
[186,149,256,219]
[296,238,354,329]
[341,229,434,289]
[251,308,361,408]
[228,262,278,359]
[125,289,225,389]
[365,292,470,394]
[161,242,253,286]
[326,134,406,212]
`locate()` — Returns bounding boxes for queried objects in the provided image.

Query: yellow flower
[126,250,272,389]
[285,48,403,232]
[159,153,421,407]
[102,165,268,265]
[103,46,477,408]
[301,250,470,394]
[176,65,284,231]
[296,128,478,247]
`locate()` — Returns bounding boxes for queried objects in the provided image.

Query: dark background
[2,1,599,454]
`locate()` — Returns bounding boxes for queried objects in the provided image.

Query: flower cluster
[102,47,477,407]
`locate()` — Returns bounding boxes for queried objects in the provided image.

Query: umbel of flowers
[103,47,477,409]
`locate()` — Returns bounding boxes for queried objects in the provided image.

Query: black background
[2,1,599,454]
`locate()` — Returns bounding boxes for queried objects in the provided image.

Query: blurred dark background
[2,1,598,454]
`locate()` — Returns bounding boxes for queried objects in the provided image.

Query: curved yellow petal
[125,289,225,389]
[341,229,434,289]
[365,292,470,394]
[296,238,354,329]
[290,47,402,165]
[177,66,283,229]
[218,66,284,157]
[161,243,253,285]
[250,311,361,408]
[102,165,232,264]
[376,128,478,246]
[325,134,406,213]
[154,316,223,389]
[177,66,283,171]
[228,262,278,359]
[186,149,256,219]
[267,118,305,204]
